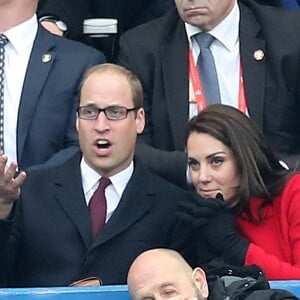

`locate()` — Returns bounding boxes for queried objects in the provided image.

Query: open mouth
[96,139,111,149]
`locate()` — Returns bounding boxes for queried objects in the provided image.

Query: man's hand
[41,20,64,36]
[0,155,26,220]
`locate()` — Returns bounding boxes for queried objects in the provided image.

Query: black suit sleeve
[37,0,91,41]
[119,34,188,189]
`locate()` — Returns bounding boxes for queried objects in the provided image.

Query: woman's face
[187,132,241,203]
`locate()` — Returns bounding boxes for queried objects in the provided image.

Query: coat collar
[90,161,155,249]
[239,1,266,129]
[53,152,156,250]
[53,151,93,249]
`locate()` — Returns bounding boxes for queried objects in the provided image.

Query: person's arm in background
[118,32,188,189]
[37,0,91,41]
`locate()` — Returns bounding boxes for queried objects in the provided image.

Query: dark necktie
[0,34,8,153]
[194,32,221,105]
[89,177,111,240]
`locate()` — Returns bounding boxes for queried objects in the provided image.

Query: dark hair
[187,104,292,222]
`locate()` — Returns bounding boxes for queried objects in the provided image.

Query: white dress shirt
[3,14,37,165]
[81,158,133,222]
[185,2,240,119]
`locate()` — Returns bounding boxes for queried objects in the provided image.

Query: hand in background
[41,20,64,36]
[0,155,26,220]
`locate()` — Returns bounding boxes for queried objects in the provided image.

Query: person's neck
[0,4,36,32]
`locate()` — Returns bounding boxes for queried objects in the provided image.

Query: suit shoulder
[120,9,180,43]
[242,0,300,32]
[24,150,81,180]
[56,37,104,57]
[50,33,106,61]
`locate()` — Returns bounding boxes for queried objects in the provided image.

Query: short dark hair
[187,104,292,222]
[79,63,144,108]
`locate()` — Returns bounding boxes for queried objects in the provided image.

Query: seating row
[0,282,299,299]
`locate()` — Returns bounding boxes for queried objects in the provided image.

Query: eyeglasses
[77,105,139,121]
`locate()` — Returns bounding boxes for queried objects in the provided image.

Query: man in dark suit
[0,0,105,171]
[0,63,195,287]
[118,0,300,188]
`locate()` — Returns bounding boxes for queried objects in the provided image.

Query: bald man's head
[127,249,209,300]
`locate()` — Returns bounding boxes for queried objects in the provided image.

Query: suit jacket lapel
[17,26,56,160]
[90,162,155,249]
[54,151,93,249]
[239,2,266,128]
[161,12,189,151]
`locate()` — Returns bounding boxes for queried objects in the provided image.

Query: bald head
[127,249,209,300]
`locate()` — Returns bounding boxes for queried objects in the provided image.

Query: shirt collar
[185,2,239,51]
[3,14,38,54]
[81,158,134,198]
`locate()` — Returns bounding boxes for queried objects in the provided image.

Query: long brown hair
[187,104,292,222]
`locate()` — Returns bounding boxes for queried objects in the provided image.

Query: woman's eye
[188,159,200,171]
[211,157,224,166]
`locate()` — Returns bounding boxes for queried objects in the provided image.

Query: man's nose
[94,111,110,131]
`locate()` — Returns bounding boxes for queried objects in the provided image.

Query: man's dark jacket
[119,0,300,188]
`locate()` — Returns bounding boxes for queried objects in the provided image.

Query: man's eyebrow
[160,282,176,289]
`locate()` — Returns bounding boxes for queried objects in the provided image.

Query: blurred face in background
[174,0,236,31]
[187,132,240,203]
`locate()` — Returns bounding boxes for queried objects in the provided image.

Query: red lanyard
[189,49,247,113]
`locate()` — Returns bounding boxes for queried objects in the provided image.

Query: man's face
[174,0,236,31]
[77,70,145,177]
[128,254,208,300]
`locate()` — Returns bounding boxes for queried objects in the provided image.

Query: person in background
[181,104,300,280]
[37,0,175,52]
[127,248,298,300]
[0,63,194,287]
[38,0,89,40]
[0,0,105,170]
[118,0,300,188]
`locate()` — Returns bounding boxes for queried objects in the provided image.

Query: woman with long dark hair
[185,104,300,279]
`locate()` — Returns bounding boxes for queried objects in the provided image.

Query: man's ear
[76,117,79,132]
[192,267,209,299]
[135,108,145,134]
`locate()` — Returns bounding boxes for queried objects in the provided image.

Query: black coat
[207,265,298,300]
[0,151,195,287]
[119,0,300,187]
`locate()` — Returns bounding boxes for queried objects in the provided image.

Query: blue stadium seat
[0,283,299,299]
